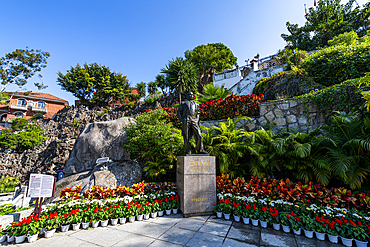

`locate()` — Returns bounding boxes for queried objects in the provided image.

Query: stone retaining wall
[200,98,327,132]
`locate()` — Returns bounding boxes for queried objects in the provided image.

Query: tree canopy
[136,82,146,98]
[184,43,237,88]
[0,47,50,93]
[281,0,370,50]
[161,57,198,103]
[57,63,131,107]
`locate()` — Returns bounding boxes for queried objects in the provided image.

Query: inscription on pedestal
[177,156,216,217]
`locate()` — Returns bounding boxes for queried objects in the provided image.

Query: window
[17,99,26,106]
[14,112,23,118]
[0,114,6,122]
[37,101,45,109]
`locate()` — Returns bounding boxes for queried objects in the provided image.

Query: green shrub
[0,176,19,193]
[296,77,369,113]
[145,93,162,105]
[253,68,321,99]
[300,43,370,86]
[0,119,46,152]
[71,120,81,128]
[123,109,183,180]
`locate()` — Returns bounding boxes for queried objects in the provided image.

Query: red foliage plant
[217,173,370,212]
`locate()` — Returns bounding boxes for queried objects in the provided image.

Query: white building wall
[213,68,242,90]
[231,64,285,95]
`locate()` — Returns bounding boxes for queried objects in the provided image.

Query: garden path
[1,214,345,247]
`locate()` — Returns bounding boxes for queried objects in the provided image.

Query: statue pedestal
[176,156,216,217]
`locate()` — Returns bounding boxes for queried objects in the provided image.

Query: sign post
[27,174,56,217]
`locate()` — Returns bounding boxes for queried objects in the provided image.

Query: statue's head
[186,92,195,100]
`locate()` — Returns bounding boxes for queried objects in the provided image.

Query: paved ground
[1,214,347,247]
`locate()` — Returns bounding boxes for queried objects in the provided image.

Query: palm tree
[161,57,198,103]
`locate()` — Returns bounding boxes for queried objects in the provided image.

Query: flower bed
[216,193,370,244]
[143,94,263,127]
[217,174,370,212]
[0,182,179,244]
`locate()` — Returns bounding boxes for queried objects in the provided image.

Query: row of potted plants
[215,193,370,247]
[60,181,177,200]
[0,191,179,244]
[216,174,370,212]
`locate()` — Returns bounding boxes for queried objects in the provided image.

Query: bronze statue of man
[177,92,208,155]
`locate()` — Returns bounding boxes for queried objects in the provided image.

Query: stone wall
[200,98,327,132]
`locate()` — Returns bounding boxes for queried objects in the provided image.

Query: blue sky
[1,0,368,105]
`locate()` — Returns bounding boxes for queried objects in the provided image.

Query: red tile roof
[8,92,68,103]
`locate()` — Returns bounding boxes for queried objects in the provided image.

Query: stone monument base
[176,156,216,217]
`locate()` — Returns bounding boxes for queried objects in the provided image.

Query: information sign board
[27,174,55,198]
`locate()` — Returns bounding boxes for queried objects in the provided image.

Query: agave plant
[321,111,370,189]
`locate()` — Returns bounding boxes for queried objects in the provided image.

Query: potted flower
[143,202,151,220]
[268,207,280,231]
[110,205,120,225]
[352,222,369,247]
[81,207,92,229]
[42,211,60,238]
[116,205,127,224]
[24,215,41,243]
[69,209,82,230]
[0,225,5,243]
[136,205,144,221]
[60,212,71,232]
[221,198,233,220]
[173,195,180,214]
[214,201,223,218]
[312,216,327,241]
[164,197,172,215]
[232,201,242,222]
[101,207,111,226]
[91,207,102,227]
[248,204,259,226]
[158,199,165,216]
[279,212,293,233]
[127,203,136,223]
[301,215,315,238]
[150,200,160,218]
[258,206,269,228]
[7,220,27,243]
[290,216,303,235]
[335,217,355,247]
[326,219,339,243]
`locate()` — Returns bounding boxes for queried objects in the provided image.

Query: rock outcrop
[64,117,133,175]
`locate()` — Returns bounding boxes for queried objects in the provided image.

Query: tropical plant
[136,82,146,98]
[320,111,370,189]
[201,116,250,178]
[161,57,198,103]
[147,81,159,95]
[198,83,232,104]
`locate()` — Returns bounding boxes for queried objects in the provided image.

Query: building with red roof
[0,92,69,128]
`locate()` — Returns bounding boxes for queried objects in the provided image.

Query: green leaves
[57,63,131,107]
[161,57,198,103]
[281,0,370,50]
[123,109,183,179]
[0,47,50,92]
